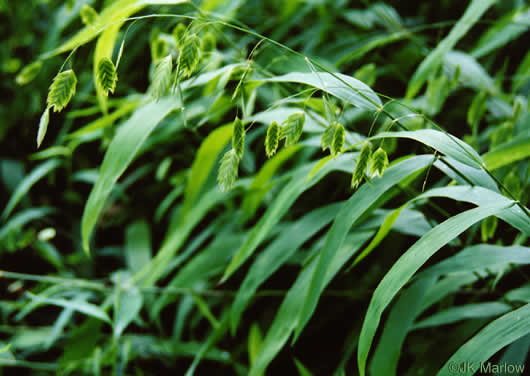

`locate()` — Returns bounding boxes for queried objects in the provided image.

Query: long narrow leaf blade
[436,303,530,376]
[357,201,513,376]
[81,99,177,252]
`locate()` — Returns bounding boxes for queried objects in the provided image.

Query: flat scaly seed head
[265,121,280,158]
[351,141,372,189]
[331,122,345,157]
[80,5,98,26]
[47,69,77,112]
[150,55,172,101]
[179,34,201,78]
[172,23,187,49]
[370,147,389,177]
[281,112,305,146]
[217,149,240,192]
[232,117,245,160]
[96,57,118,96]
[321,122,336,151]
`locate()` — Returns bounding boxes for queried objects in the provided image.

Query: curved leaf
[406,0,496,98]
[357,201,513,376]
[295,155,434,342]
[2,159,61,220]
[371,130,483,169]
[81,99,177,252]
[436,303,530,376]
[262,72,382,111]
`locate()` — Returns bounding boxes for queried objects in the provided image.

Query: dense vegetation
[1,0,529,375]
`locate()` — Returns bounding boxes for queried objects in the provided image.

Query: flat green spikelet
[370,147,389,177]
[150,55,172,101]
[36,107,50,149]
[96,57,118,96]
[217,149,240,192]
[321,122,337,151]
[151,38,169,61]
[232,117,245,159]
[265,121,280,158]
[331,123,345,157]
[16,61,42,86]
[172,23,187,49]
[47,69,77,112]
[80,5,98,26]
[351,141,372,189]
[179,34,201,78]
[280,112,305,147]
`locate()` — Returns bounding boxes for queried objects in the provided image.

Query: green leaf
[114,286,143,339]
[248,323,263,369]
[295,155,433,342]
[481,215,498,241]
[66,99,140,139]
[513,49,530,91]
[2,159,61,220]
[412,186,530,235]
[248,231,373,376]
[150,234,243,318]
[357,201,512,376]
[420,245,530,277]
[26,293,111,323]
[137,188,228,287]
[472,6,530,58]
[406,0,496,98]
[231,202,343,333]
[125,220,152,274]
[505,284,530,303]
[370,276,437,376]
[371,129,483,169]
[40,0,189,59]
[81,99,177,252]
[262,72,382,111]
[350,205,405,268]
[413,302,512,330]
[294,358,313,376]
[220,154,355,283]
[47,69,77,112]
[0,207,55,243]
[241,145,301,221]
[482,129,530,170]
[436,303,530,376]
[444,51,496,93]
[182,124,233,214]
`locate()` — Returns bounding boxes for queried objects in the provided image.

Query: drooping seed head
[47,69,77,112]
[330,122,345,157]
[265,121,280,158]
[232,117,245,160]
